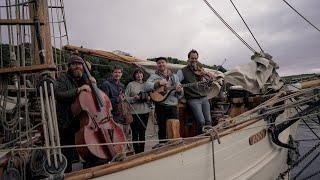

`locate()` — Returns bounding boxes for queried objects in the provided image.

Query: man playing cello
[55,55,96,172]
[55,55,127,172]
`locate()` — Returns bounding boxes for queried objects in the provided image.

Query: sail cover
[224,53,284,94]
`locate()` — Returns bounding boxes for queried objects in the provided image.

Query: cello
[71,59,126,161]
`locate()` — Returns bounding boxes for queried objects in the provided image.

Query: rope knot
[202,125,221,144]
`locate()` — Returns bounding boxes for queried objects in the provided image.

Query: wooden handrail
[0,19,44,25]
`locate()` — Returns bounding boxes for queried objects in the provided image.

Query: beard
[189,62,198,70]
[71,69,83,78]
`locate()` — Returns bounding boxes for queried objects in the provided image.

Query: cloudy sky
[64,0,320,76]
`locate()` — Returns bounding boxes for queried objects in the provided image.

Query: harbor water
[291,119,320,180]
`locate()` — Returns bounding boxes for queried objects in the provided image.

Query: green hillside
[0,44,227,85]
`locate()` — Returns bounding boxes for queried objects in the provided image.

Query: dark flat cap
[68,55,84,65]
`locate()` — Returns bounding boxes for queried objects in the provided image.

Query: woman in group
[125,68,152,154]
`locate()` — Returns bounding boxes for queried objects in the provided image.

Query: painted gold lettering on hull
[249,129,267,145]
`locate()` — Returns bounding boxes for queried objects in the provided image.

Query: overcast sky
[63,0,320,76]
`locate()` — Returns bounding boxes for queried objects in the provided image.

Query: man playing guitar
[145,57,183,143]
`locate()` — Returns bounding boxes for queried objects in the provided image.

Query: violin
[71,60,126,161]
[193,66,213,81]
[116,93,133,124]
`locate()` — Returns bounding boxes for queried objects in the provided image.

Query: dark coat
[100,79,125,123]
[181,66,207,99]
[54,72,87,166]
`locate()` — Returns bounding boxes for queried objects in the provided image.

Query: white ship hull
[67,108,299,180]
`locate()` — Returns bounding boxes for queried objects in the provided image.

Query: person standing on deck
[125,68,152,153]
[177,49,217,134]
[145,57,183,143]
[55,55,96,172]
[100,66,133,151]
[100,66,126,124]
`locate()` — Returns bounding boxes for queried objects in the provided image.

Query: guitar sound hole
[160,91,167,95]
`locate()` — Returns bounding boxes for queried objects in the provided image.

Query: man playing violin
[177,49,216,134]
[55,55,96,172]
[145,57,183,143]
[100,66,133,151]
[100,66,126,123]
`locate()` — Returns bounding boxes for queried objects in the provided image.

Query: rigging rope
[0,123,42,148]
[59,0,69,44]
[211,135,216,180]
[1,111,320,152]
[293,103,320,140]
[282,0,320,33]
[293,151,320,180]
[278,141,320,179]
[202,0,257,53]
[203,126,220,180]
[302,119,320,140]
[229,0,264,52]
[301,170,320,180]
[0,135,210,152]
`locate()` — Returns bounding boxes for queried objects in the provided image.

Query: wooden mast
[0,0,56,74]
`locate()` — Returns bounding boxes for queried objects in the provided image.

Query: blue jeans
[187,97,212,131]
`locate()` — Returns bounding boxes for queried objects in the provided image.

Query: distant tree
[1,45,226,86]
[148,56,226,72]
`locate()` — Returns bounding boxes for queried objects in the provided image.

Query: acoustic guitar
[149,80,213,102]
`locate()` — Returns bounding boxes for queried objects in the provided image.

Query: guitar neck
[163,81,207,91]
[181,81,206,88]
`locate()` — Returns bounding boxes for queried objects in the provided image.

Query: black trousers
[61,139,79,173]
[130,113,149,154]
[154,104,178,142]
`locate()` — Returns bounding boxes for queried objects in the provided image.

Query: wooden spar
[261,91,287,109]
[64,45,145,64]
[300,79,320,89]
[0,64,56,74]
[0,19,44,25]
